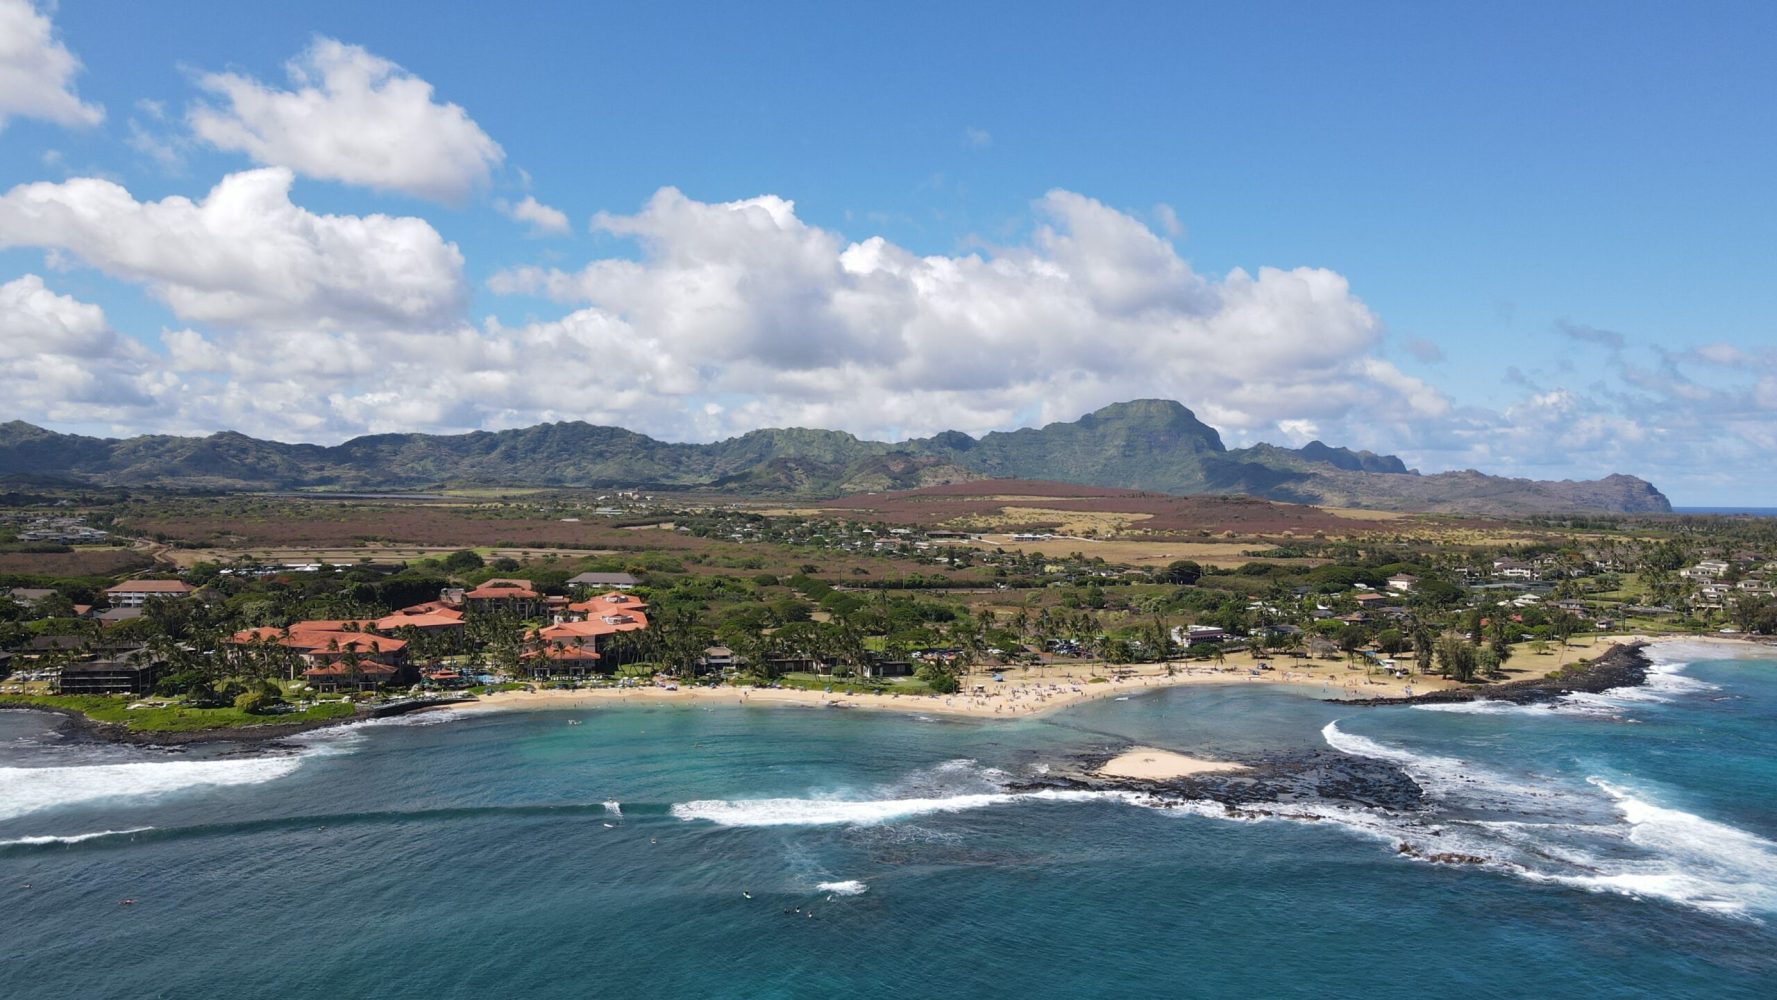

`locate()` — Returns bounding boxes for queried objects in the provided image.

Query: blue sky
[1,1,1772,503]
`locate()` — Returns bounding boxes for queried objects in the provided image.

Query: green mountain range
[0,400,1671,514]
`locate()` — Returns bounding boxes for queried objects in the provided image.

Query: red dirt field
[818,479,1376,535]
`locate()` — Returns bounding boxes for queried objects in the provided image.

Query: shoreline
[443,653,1447,722]
[6,634,1768,743]
[0,697,464,747]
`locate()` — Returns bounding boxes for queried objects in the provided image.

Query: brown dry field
[0,548,154,577]
[968,535,1317,569]
[116,501,999,584]
[820,479,1383,535]
[158,545,620,569]
[119,502,702,551]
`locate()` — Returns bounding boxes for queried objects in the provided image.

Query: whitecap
[672,789,1140,827]
[0,754,309,822]
[816,879,868,895]
[603,800,623,817]
[1320,721,1565,806]
[0,826,154,847]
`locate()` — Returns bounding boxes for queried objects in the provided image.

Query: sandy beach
[439,633,1777,723]
[1096,748,1248,780]
[445,646,1454,721]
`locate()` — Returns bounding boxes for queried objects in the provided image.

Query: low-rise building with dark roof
[57,657,162,695]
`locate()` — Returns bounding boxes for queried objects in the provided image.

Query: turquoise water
[3,643,1775,998]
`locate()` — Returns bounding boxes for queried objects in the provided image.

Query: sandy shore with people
[444,648,1453,722]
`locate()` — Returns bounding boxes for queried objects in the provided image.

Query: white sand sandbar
[1096,748,1248,780]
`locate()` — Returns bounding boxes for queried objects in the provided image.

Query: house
[6,587,55,607]
[1492,560,1536,580]
[1387,574,1418,593]
[95,606,144,626]
[57,657,162,695]
[1681,560,1731,580]
[104,579,196,607]
[698,645,740,672]
[1170,625,1231,647]
[1352,592,1389,607]
[567,571,639,591]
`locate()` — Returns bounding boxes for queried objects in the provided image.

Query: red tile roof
[302,662,398,679]
[465,578,539,599]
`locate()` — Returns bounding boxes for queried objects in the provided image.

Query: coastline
[8,633,1769,742]
[446,652,1445,721]
[0,697,463,747]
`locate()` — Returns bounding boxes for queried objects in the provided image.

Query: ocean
[2,643,1774,998]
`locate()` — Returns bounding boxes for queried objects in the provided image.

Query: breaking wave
[1317,721,1777,918]
[672,788,1136,827]
[0,827,154,848]
[816,880,868,895]
[0,753,313,822]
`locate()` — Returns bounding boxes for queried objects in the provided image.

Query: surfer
[743,891,753,900]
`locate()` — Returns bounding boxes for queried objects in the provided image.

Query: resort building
[566,571,639,591]
[529,591,651,669]
[228,623,409,679]
[104,579,196,607]
[463,578,543,617]
[1171,624,1231,647]
[57,657,162,695]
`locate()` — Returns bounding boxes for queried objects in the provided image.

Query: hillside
[0,401,1672,514]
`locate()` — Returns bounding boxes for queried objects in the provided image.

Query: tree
[442,549,485,574]
[1161,560,1204,586]
[1435,635,1478,683]
[234,690,280,714]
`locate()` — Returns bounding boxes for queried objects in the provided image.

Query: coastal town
[2,487,1773,735]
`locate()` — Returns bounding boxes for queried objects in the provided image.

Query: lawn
[0,694,358,732]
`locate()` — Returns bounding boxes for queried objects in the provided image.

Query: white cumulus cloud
[489,186,1441,441]
[0,275,160,421]
[188,37,503,203]
[0,0,104,130]
[496,194,570,236]
[0,167,466,330]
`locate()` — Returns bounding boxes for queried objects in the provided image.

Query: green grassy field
[0,694,357,732]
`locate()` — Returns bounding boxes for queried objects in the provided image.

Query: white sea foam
[0,826,154,847]
[1540,778,1777,916]
[1411,700,1556,716]
[603,800,622,817]
[816,880,868,895]
[1320,720,1563,807]
[0,754,309,822]
[672,788,1137,827]
[1316,721,1777,917]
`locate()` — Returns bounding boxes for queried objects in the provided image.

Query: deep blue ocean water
[3,643,1775,999]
